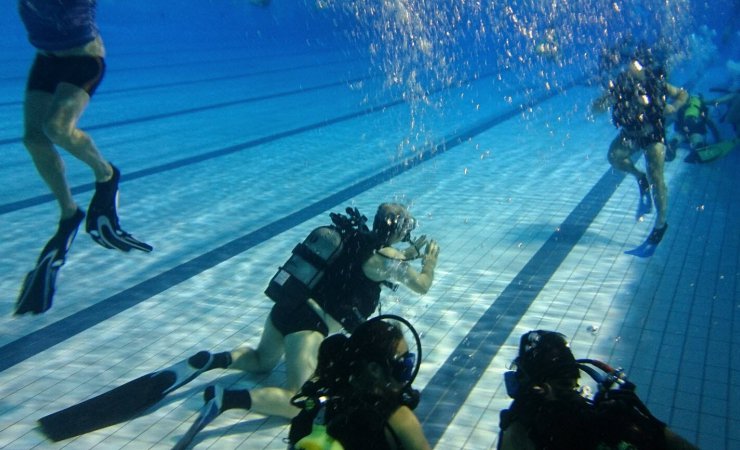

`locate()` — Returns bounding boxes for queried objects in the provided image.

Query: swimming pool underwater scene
[0,0,739,449]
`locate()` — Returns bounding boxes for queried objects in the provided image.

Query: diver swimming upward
[15,0,152,316]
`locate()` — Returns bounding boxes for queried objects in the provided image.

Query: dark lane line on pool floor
[0,45,348,83]
[0,55,366,107]
[416,167,625,447]
[0,78,591,378]
[0,68,510,215]
[0,73,375,148]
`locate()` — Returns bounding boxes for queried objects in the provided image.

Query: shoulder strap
[384,421,404,450]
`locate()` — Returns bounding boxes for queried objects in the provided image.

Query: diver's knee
[231,347,280,373]
[42,117,75,146]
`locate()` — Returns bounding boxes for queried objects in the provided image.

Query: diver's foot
[85,164,153,253]
[647,223,668,245]
[171,385,225,448]
[187,351,232,372]
[203,385,226,415]
[41,208,86,263]
[14,209,85,315]
[204,386,252,412]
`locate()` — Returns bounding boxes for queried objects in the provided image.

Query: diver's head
[373,203,416,245]
[346,318,414,387]
[513,330,579,388]
[315,333,350,384]
[628,44,661,78]
[599,35,637,74]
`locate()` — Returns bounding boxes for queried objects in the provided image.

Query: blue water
[0,1,738,449]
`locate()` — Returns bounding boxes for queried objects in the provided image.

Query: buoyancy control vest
[265,208,384,332]
[610,69,668,133]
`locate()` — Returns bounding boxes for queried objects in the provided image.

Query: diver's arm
[664,428,699,450]
[362,241,439,294]
[499,421,538,450]
[664,84,689,115]
[591,91,614,114]
[386,406,432,450]
[402,235,428,260]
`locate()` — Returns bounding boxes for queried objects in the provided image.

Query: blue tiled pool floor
[0,45,737,449]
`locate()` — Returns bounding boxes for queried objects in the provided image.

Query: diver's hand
[422,240,439,272]
[405,235,428,259]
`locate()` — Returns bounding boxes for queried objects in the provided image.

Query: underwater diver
[498,330,699,450]
[600,46,688,256]
[38,203,439,443]
[668,94,722,161]
[15,0,152,315]
[288,316,431,450]
[194,203,439,415]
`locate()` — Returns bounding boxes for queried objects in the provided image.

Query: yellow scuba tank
[265,226,344,304]
[294,423,344,450]
[683,96,703,119]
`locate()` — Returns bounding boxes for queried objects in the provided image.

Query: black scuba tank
[265,226,344,304]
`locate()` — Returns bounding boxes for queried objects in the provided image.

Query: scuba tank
[293,397,345,450]
[265,226,344,304]
[265,207,370,304]
[682,95,703,119]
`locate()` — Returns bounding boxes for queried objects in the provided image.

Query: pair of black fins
[625,138,737,258]
[14,165,152,315]
[39,353,219,449]
[624,175,666,259]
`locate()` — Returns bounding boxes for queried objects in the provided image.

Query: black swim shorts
[26,54,106,96]
[623,126,665,149]
[269,297,329,337]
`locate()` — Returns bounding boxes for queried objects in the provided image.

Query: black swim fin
[86,164,153,253]
[624,224,668,258]
[171,386,224,450]
[38,352,215,441]
[15,209,85,315]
